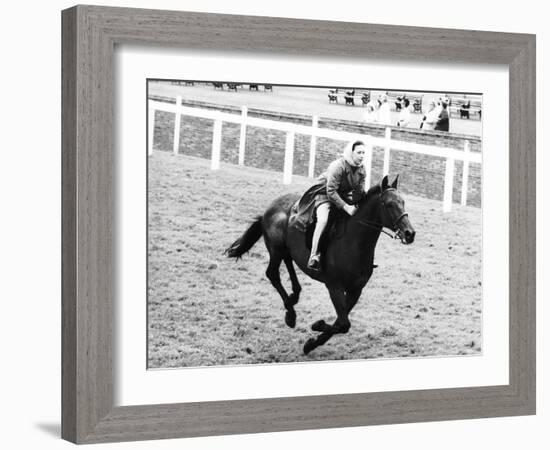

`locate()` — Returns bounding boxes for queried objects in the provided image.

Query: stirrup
[307,254,321,271]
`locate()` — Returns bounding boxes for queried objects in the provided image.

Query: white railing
[148,96,481,212]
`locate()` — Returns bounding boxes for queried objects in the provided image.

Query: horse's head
[357,175,415,244]
[378,175,415,244]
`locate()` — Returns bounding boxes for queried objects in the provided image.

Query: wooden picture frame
[61,5,536,444]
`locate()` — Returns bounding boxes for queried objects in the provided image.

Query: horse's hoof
[311,320,326,332]
[303,338,317,355]
[285,310,296,328]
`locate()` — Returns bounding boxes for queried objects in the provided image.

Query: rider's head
[350,141,366,166]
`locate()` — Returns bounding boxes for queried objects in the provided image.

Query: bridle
[354,188,409,241]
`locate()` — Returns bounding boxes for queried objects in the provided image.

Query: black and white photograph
[147,80,483,368]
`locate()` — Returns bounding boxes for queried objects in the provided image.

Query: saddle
[288,201,379,270]
[289,200,347,251]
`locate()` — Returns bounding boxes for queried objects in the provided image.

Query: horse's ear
[381,175,389,191]
[391,174,399,189]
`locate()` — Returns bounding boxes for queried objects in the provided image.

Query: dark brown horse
[225,175,415,354]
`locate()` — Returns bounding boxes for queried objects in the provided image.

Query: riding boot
[307,226,324,271]
[307,252,321,271]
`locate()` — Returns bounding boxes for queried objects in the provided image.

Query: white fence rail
[148,98,481,212]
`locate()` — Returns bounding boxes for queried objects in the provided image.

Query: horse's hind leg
[284,256,301,308]
[266,253,297,328]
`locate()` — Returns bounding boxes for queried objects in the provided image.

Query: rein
[354,218,397,238]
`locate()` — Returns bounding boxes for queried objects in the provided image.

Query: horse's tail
[224,216,263,259]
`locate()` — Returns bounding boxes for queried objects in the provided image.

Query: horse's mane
[361,184,382,205]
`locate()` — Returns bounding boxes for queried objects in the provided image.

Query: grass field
[148,152,482,368]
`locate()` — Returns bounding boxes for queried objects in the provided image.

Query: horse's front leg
[304,287,350,355]
[345,286,364,314]
[309,286,363,332]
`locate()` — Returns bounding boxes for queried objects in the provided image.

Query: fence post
[461,140,470,206]
[211,115,222,170]
[363,136,373,189]
[148,104,155,156]
[283,132,295,185]
[383,127,391,175]
[443,157,455,212]
[308,115,318,178]
[238,106,247,166]
[173,95,182,155]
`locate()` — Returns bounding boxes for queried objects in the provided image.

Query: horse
[225,175,415,355]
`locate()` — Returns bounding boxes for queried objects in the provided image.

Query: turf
[148,151,482,368]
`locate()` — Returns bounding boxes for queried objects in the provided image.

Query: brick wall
[151,96,482,207]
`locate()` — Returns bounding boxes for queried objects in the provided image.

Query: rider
[307,140,366,271]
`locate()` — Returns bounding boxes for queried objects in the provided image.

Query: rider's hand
[344,204,357,216]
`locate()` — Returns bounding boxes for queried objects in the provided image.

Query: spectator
[435,99,443,116]
[362,101,378,123]
[377,94,392,125]
[397,98,411,127]
[395,96,403,111]
[434,101,450,131]
[420,101,438,130]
